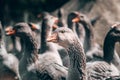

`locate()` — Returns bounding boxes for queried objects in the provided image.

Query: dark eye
[80,15,83,17]
[60,30,65,33]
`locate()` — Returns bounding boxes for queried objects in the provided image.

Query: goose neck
[103,35,115,63]
[81,21,95,52]
[66,40,86,80]
[22,33,38,62]
[76,23,85,45]
[40,20,52,53]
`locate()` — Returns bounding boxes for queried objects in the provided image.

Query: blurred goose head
[5,22,39,37]
[72,12,89,24]
[41,13,59,38]
[43,13,59,30]
[67,11,80,28]
[108,23,120,42]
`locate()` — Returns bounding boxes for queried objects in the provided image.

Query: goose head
[108,23,120,41]
[72,12,89,24]
[67,11,80,28]
[47,27,78,48]
[5,22,39,37]
[42,13,59,37]
[43,13,59,30]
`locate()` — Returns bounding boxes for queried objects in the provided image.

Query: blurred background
[0,0,120,55]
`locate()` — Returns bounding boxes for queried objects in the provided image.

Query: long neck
[58,17,64,27]
[0,25,8,58]
[68,19,85,46]
[68,19,74,30]
[11,36,21,51]
[22,33,38,63]
[68,20,81,41]
[103,34,115,63]
[76,23,85,45]
[40,20,51,53]
[66,39,86,80]
[11,36,23,59]
[11,36,16,50]
[81,21,95,52]
[71,23,77,35]
[0,43,8,59]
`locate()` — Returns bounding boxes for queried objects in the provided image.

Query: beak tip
[72,17,80,23]
[46,39,50,42]
[72,19,75,23]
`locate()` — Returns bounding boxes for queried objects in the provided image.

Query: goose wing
[36,62,68,80]
[87,61,119,80]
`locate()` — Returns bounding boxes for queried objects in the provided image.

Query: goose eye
[60,30,65,33]
[80,15,84,18]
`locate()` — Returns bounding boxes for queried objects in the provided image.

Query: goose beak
[72,17,80,23]
[53,18,59,30]
[47,33,58,42]
[31,24,38,30]
[111,23,120,28]
[29,23,39,30]
[55,19,59,24]
[5,27,15,36]
[52,24,58,30]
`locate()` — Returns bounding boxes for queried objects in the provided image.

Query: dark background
[0,0,69,25]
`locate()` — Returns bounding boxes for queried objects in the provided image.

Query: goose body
[0,43,20,80]
[68,12,102,59]
[71,11,120,70]
[6,22,67,80]
[47,26,120,80]
[0,23,20,79]
[38,13,68,79]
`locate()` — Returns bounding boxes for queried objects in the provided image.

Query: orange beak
[5,27,15,35]
[55,19,59,24]
[72,17,80,23]
[53,18,59,30]
[47,33,58,42]
[29,23,39,30]
[52,24,58,30]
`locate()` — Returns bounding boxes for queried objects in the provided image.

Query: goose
[5,23,40,60]
[47,24,120,80]
[63,12,88,67]
[71,11,120,70]
[5,22,67,80]
[28,22,41,50]
[61,12,87,67]
[41,12,68,67]
[67,11,85,46]
[0,22,20,80]
[68,11,101,54]
[47,27,86,80]
[39,13,68,79]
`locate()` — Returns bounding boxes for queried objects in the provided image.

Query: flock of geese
[0,11,120,80]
